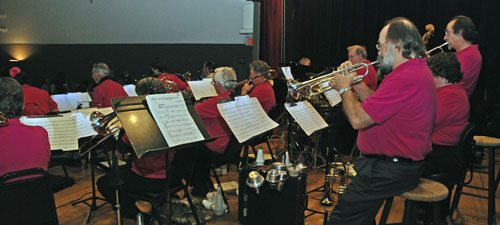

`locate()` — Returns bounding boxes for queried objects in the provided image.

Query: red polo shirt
[432,83,469,146]
[21,84,59,116]
[356,59,378,91]
[0,118,51,179]
[158,73,189,92]
[249,81,276,114]
[358,58,437,161]
[92,78,129,108]
[195,91,233,154]
[455,45,482,96]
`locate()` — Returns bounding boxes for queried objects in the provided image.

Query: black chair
[246,104,286,161]
[0,168,59,225]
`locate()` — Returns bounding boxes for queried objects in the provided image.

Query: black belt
[363,154,422,163]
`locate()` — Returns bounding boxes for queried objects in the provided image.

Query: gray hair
[213,67,237,90]
[92,63,110,76]
[135,77,166,95]
[0,77,23,118]
[249,60,271,78]
[347,45,368,59]
[386,17,426,59]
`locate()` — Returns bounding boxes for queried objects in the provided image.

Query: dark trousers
[421,145,463,219]
[96,149,195,219]
[190,145,224,198]
[328,156,424,225]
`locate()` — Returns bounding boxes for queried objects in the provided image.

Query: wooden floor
[52,148,500,225]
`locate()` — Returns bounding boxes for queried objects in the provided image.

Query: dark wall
[285,0,500,114]
[0,44,252,88]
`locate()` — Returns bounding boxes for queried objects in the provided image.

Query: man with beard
[328,17,437,225]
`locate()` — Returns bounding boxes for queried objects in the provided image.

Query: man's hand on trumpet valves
[330,61,355,92]
[241,81,253,95]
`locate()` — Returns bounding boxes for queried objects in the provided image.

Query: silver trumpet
[288,61,379,99]
[426,42,448,55]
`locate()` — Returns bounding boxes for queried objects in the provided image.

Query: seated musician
[202,60,216,79]
[0,77,51,179]
[346,45,378,92]
[151,57,191,92]
[190,67,237,198]
[96,77,187,221]
[240,60,276,113]
[9,67,59,116]
[422,52,469,219]
[91,63,128,108]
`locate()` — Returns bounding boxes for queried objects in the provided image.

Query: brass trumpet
[0,112,7,127]
[289,61,379,99]
[79,111,121,157]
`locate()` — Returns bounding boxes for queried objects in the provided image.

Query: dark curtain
[255,0,283,70]
[285,0,500,123]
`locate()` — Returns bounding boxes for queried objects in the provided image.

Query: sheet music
[51,94,74,111]
[70,112,97,138]
[285,101,328,136]
[281,66,294,80]
[217,97,279,143]
[323,84,342,107]
[67,92,92,109]
[123,84,138,96]
[20,116,79,151]
[188,78,218,100]
[146,92,204,147]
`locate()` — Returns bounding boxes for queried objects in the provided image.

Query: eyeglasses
[376,41,387,50]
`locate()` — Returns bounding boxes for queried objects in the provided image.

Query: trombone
[288,61,379,99]
[79,111,121,157]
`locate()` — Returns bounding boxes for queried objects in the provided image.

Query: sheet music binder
[111,94,213,158]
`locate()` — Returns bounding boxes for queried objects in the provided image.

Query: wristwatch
[339,87,352,96]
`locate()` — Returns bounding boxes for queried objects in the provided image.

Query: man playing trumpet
[328,17,437,225]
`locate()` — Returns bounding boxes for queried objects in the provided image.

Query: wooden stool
[379,178,449,225]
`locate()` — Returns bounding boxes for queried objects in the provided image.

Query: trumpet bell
[90,111,107,135]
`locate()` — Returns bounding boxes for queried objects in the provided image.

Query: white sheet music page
[285,101,328,136]
[123,84,138,96]
[146,92,204,147]
[51,94,74,111]
[323,87,342,107]
[20,116,79,151]
[281,66,294,80]
[217,97,278,143]
[188,78,218,100]
[67,92,92,109]
[70,112,97,138]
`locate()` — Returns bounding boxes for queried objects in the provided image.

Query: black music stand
[111,95,213,225]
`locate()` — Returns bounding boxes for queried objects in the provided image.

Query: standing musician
[8,67,59,116]
[444,15,482,97]
[345,45,378,92]
[423,52,469,220]
[328,17,437,224]
[190,67,237,198]
[91,63,128,108]
[0,77,51,179]
[151,57,191,93]
[240,60,276,113]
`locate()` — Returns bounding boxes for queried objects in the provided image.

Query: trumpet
[426,42,448,55]
[289,61,379,99]
[0,112,7,127]
[79,111,121,157]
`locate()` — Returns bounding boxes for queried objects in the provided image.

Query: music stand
[111,95,213,224]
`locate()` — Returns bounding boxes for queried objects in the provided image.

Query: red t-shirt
[158,73,189,92]
[195,91,233,154]
[358,58,437,161]
[356,59,378,91]
[455,45,482,96]
[0,119,51,179]
[432,83,469,146]
[249,81,276,114]
[122,133,173,179]
[92,78,129,108]
[21,84,59,116]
